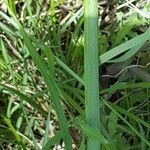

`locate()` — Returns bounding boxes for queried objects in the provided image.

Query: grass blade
[100,82,150,95]
[42,111,51,148]
[0,114,26,150]
[1,3,73,148]
[108,43,143,63]
[43,131,62,150]
[31,37,84,85]
[103,99,150,147]
[100,28,150,64]
[19,27,72,149]
[106,101,150,129]
[0,84,47,117]
[84,0,100,149]
[20,101,39,150]
[0,9,72,148]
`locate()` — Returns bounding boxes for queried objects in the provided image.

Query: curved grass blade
[61,89,84,115]
[20,101,39,150]
[43,131,62,150]
[108,43,143,63]
[105,101,150,129]
[42,111,51,148]
[100,82,150,95]
[100,28,150,65]
[19,27,72,150]
[0,84,47,117]
[0,113,26,150]
[103,99,150,147]
[4,6,73,148]
[31,37,85,85]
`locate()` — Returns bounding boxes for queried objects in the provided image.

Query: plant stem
[84,0,100,149]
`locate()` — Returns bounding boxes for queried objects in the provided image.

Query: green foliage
[0,0,150,149]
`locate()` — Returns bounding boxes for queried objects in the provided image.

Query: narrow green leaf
[108,43,143,63]
[42,111,51,147]
[100,28,150,64]
[0,114,26,150]
[6,0,17,16]
[100,82,150,95]
[84,0,100,149]
[61,89,84,115]
[0,84,47,117]
[106,101,150,129]
[43,131,62,150]
[103,99,150,147]
[20,101,39,150]
[4,8,72,148]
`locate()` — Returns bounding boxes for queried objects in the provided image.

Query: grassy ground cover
[0,0,150,149]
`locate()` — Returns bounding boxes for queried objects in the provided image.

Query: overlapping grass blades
[1,5,72,150]
[0,1,149,149]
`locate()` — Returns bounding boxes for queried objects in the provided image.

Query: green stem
[84,0,100,149]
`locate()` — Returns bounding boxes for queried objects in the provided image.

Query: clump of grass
[0,0,150,149]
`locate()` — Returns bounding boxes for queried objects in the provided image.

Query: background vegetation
[0,0,150,149]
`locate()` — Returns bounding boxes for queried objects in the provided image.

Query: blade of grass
[0,11,18,29]
[25,0,34,22]
[6,0,17,16]
[84,0,100,149]
[20,100,39,150]
[35,0,43,17]
[108,43,143,63]
[0,84,47,117]
[31,37,85,85]
[4,7,72,149]
[76,121,113,150]
[43,131,62,150]
[20,27,72,150]
[105,101,150,129]
[0,113,26,150]
[50,0,56,26]
[103,99,150,147]
[100,28,150,64]
[80,123,109,145]
[61,89,84,115]
[0,39,15,83]
[100,82,150,95]
[42,111,50,148]
[55,56,85,85]
[0,22,15,38]
[60,7,83,33]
